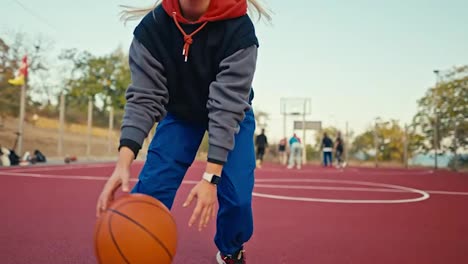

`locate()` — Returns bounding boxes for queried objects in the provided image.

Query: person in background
[255,128,268,168]
[334,132,346,168]
[0,146,10,167]
[278,137,287,165]
[287,133,303,169]
[21,151,32,165]
[33,149,47,163]
[321,132,334,167]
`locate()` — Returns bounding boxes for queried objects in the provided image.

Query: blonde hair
[120,0,272,23]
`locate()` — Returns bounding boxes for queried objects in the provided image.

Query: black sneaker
[216,249,246,264]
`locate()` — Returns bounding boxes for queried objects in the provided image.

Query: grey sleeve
[206,45,258,164]
[120,38,169,156]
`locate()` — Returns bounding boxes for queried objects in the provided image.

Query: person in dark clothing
[321,132,334,167]
[278,137,287,165]
[334,132,346,168]
[33,149,47,163]
[255,129,268,168]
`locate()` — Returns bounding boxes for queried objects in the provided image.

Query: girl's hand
[95,147,134,218]
[183,180,217,231]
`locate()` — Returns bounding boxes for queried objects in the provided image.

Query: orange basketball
[94,194,178,264]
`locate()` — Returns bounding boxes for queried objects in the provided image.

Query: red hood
[162,0,247,24]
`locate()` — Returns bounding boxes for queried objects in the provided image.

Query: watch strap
[203,172,221,185]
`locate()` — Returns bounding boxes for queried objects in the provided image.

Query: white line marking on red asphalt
[2,172,466,198]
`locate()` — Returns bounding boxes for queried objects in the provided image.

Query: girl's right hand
[95,147,134,218]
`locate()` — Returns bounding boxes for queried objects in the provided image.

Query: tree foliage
[0,38,19,118]
[351,119,423,162]
[59,47,131,127]
[412,66,468,155]
[60,48,128,105]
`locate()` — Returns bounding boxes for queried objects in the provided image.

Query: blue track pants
[132,110,256,255]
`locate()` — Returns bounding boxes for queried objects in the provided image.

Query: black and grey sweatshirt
[119,6,259,165]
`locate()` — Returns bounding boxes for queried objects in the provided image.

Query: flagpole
[17,79,26,155]
[8,55,29,156]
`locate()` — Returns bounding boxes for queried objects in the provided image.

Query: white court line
[355,170,434,176]
[256,167,434,176]
[3,163,116,173]
[0,172,119,181]
[257,168,351,174]
[255,184,408,193]
[3,162,434,177]
[426,190,468,196]
[254,179,430,204]
[1,171,467,197]
[0,171,200,184]
[255,184,468,196]
[2,160,201,173]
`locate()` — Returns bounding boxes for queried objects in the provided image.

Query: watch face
[211,175,221,184]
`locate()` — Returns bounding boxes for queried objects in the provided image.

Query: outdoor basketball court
[1,161,467,263]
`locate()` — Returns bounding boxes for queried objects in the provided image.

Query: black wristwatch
[202,172,221,185]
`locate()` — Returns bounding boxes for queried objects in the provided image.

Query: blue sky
[2,0,467,142]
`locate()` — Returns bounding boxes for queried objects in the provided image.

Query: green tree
[351,130,374,160]
[379,121,405,161]
[351,120,421,162]
[59,48,131,127]
[0,38,19,120]
[305,144,320,161]
[412,66,468,158]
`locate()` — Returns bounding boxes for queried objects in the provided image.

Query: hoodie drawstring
[172,12,208,62]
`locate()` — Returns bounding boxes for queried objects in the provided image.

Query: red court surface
[1,161,467,264]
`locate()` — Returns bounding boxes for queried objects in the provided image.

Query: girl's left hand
[183,179,217,231]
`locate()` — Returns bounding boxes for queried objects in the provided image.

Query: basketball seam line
[113,200,178,229]
[109,212,132,264]
[109,208,174,261]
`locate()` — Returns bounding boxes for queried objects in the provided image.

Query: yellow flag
[8,55,28,86]
[8,75,25,86]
